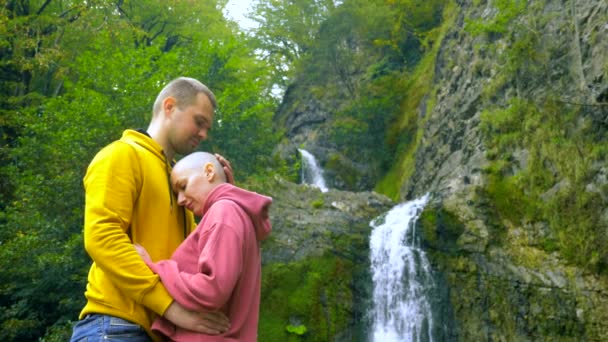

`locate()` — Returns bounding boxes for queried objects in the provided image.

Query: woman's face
[171,163,215,216]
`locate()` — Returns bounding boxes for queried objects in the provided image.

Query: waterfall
[369,194,436,342]
[298,148,329,192]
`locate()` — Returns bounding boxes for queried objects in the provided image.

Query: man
[71,77,231,342]
[136,152,272,341]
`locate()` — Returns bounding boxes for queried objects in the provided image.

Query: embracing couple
[70,77,272,342]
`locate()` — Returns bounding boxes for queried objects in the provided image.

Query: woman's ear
[203,162,216,181]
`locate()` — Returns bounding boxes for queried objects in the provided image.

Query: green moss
[420,209,439,245]
[419,206,465,256]
[311,199,324,209]
[324,153,358,189]
[376,0,458,199]
[479,96,608,273]
[286,324,308,336]
[374,53,439,200]
[259,255,358,341]
[483,171,538,224]
[464,0,526,36]
[375,137,418,200]
[547,186,606,273]
[480,276,518,339]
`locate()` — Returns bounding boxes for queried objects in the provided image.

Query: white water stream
[298,148,329,192]
[369,194,435,342]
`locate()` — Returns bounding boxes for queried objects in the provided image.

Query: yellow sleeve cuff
[140,280,174,316]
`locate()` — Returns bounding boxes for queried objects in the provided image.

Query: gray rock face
[408,0,608,340]
[273,71,379,191]
[258,176,394,264]
[408,0,608,200]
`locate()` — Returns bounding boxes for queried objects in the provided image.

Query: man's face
[168,93,214,156]
[170,165,214,216]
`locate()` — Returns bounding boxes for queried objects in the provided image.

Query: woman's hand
[134,243,152,264]
[164,300,230,334]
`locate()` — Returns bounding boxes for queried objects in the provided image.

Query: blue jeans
[70,314,152,342]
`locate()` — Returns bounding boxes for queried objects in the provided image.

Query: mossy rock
[259,254,366,341]
[419,206,466,256]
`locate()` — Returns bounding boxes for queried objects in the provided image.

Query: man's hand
[215,153,234,184]
[164,301,230,334]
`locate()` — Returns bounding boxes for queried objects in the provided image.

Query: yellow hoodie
[79,129,195,341]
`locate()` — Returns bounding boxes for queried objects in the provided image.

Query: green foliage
[311,199,324,209]
[464,0,526,36]
[250,0,449,192]
[319,3,445,187]
[420,206,466,256]
[465,0,547,101]
[547,184,606,272]
[376,0,457,199]
[324,152,359,189]
[483,172,538,224]
[259,255,356,341]
[249,0,336,87]
[304,0,446,94]
[0,0,68,215]
[204,72,280,178]
[286,324,308,336]
[480,97,608,273]
[38,320,75,342]
[374,59,435,200]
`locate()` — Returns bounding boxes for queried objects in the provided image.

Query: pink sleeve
[148,219,243,311]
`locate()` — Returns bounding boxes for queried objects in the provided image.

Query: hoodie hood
[122,129,179,215]
[123,129,167,163]
[202,183,272,241]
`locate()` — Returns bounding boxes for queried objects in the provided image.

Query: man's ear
[203,162,216,181]
[162,96,177,118]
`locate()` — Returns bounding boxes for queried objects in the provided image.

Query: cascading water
[369,194,436,342]
[298,148,329,192]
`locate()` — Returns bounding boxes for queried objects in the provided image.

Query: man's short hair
[153,77,217,116]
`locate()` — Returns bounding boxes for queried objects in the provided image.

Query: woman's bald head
[173,152,227,184]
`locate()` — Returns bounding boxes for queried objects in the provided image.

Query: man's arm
[84,142,172,315]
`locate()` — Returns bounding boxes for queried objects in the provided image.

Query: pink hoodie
[147,183,272,341]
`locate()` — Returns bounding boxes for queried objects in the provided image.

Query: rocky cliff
[270,0,608,340]
[411,0,608,339]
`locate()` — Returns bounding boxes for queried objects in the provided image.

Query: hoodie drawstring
[164,153,188,239]
[164,154,174,212]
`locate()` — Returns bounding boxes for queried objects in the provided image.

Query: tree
[249,0,336,88]
[0,1,279,340]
